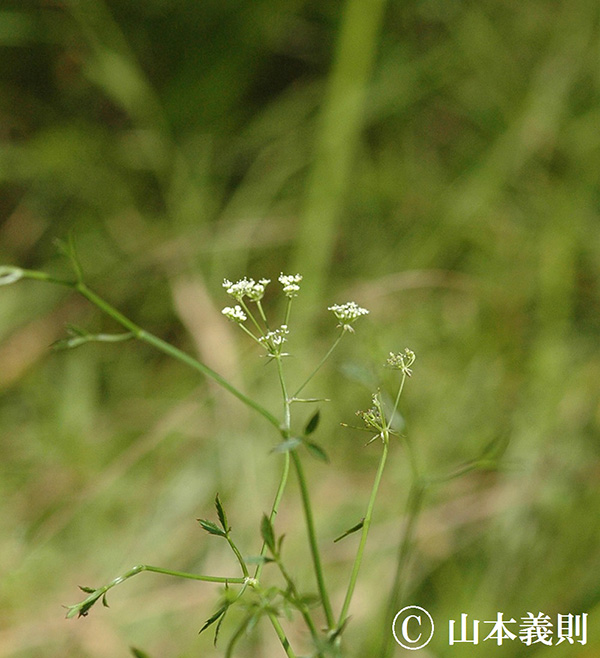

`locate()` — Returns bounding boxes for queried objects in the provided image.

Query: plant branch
[337,436,389,628]
[65,564,246,619]
[292,450,334,629]
[14,269,280,429]
[292,329,345,399]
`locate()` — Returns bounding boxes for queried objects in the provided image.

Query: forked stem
[15,269,280,429]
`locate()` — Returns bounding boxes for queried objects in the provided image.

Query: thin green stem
[256,299,269,327]
[237,320,262,345]
[226,536,249,578]
[387,371,408,431]
[283,297,292,326]
[66,564,246,618]
[292,329,345,399]
[267,612,297,658]
[337,437,389,628]
[275,356,291,430]
[240,298,266,336]
[17,270,280,429]
[253,452,290,582]
[292,450,334,629]
[428,461,479,485]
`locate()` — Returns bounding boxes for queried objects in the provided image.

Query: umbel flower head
[278,273,302,298]
[328,302,369,332]
[223,277,270,302]
[386,348,416,376]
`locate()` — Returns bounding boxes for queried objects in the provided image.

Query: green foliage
[130,648,152,658]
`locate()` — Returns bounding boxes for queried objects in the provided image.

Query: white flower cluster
[328,301,369,332]
[221,305,247,323]
[278,273,302,298]
[386,348,416,376]
[223,277,270,302]
[259,325,289,356]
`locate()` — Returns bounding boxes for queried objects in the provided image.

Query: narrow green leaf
[65,323,87,337]
[215,493,229,533]
[304,410,320,435]
[276,534,285,556]
[479,433,510,462]
[199,604,228,635]
[214,604,230,647]
[130,648,152,658]
[260,514,276,554]
[271,437,302,454]
[78,585,96,594]
[197,519,227,537]
[303,439,329,463]
[334,519,364,543]
[102,593,109,608]
[54,233,83,281]
[244,555,275,565]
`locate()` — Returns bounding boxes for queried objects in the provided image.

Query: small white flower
[223,277,270,302]
[328,302,369,332]
[259,325,289,356]
[221,305,247,323]
[385,349,416,376]
[278,273,303,298]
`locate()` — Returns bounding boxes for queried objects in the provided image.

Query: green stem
[66,564,246,618]
[18,270,280,429]
[226,535,249,578]
[337,436,389,628]
[387,371,408,430]
[253,452,291,582]
[237,321,262,345]
[240,298,266,337]
[275,355,291,430]
[256,299,269,327]
[267,613,297,658]
[292,330,345,399]
[292,450,335,629]
[283,297,292,326]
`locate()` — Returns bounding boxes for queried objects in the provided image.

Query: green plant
[0,245,504,657]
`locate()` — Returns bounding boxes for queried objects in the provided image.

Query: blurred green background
[1,1,600,656]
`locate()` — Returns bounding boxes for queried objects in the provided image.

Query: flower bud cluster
[385,348,416,376]
[356,394,384,432]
